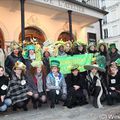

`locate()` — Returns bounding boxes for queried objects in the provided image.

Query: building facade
[100,0,120,50]
[0,0,106,51]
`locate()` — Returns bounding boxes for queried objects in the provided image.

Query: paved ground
[0,103,120,120]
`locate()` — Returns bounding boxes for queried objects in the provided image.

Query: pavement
[0,103,120,120]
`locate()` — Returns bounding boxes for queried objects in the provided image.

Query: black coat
[107,71,120,91]
[5,52,24,76]
[0,75,9,96]
[109,51,120,62]
[65,73,86,91]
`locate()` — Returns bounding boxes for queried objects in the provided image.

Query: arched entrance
[19,26,46,45]
[58,31,75,42]
[0,28,4,49]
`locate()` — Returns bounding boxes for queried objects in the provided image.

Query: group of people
[0,39,120,113]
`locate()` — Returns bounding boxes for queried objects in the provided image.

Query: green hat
[109,43,117,49]
[115,58,120,66]
[84,64,105,72]
[96,55,106,69]
[10,41,22,51]
[84,55,106,72]
[70,64,79,71]
[51,60,60,67]
[22,44,35,59]
[26,45,35,50]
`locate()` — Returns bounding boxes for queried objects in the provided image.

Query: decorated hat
[73,39,86,47]
[22,44,36,59]
[31,61,43,68]
[109,43,117,50]
[26,45,35,50]
[87,42,96,49]
[96,55,106,69]
[13,61,26,71]
[10,41,21,51]
[115,58,120,66]
[97,39,108,49]
[64,41,73,52]
[51,60,60,67]
[84,63,105,72]
[55,40,65,48]
[70,64,79,71]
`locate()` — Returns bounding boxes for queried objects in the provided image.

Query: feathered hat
[13,61,26,71]
[84,55,106,72]
[10,41,22,51]
[31,60,43,68]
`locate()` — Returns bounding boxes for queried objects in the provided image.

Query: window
[87,33,97,45]
[104,28,108,39]
[103,16,107,24]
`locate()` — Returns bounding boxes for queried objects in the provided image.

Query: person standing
[5,41,24,77]
[109,43,120,63]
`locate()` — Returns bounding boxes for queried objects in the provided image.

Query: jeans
[0,98,12,112]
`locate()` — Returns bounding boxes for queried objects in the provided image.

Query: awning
[27,0,108,28]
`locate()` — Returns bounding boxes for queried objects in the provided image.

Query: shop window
[104,28,108,39]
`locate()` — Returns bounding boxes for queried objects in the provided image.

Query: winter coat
[5,52,24,76]
[7,73,29,105]
[65,73,86,91]
[46,72,67,94]
[0,75,9,96]
[109,51,120,62]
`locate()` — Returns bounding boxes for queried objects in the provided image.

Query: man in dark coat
[65,64,88,108]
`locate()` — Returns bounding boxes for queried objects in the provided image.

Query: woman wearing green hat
[65,64,88,108]
[109,43,120,63]
[46,60,67,108]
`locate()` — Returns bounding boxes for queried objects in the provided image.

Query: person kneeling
[65,65,88,108]
[26,61,47,109]
[84,63,105,108]
[0,66,12,112]
[46,60,67,108]
[106,62,120,105]
[7,61,33,111]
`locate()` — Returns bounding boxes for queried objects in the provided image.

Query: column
[20,0,25,47]
[68,10,73,42]
[99,19,103,39]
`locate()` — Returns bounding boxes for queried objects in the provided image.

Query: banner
[49,54,93,74]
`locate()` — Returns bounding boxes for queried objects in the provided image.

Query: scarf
[35,73,43,93]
